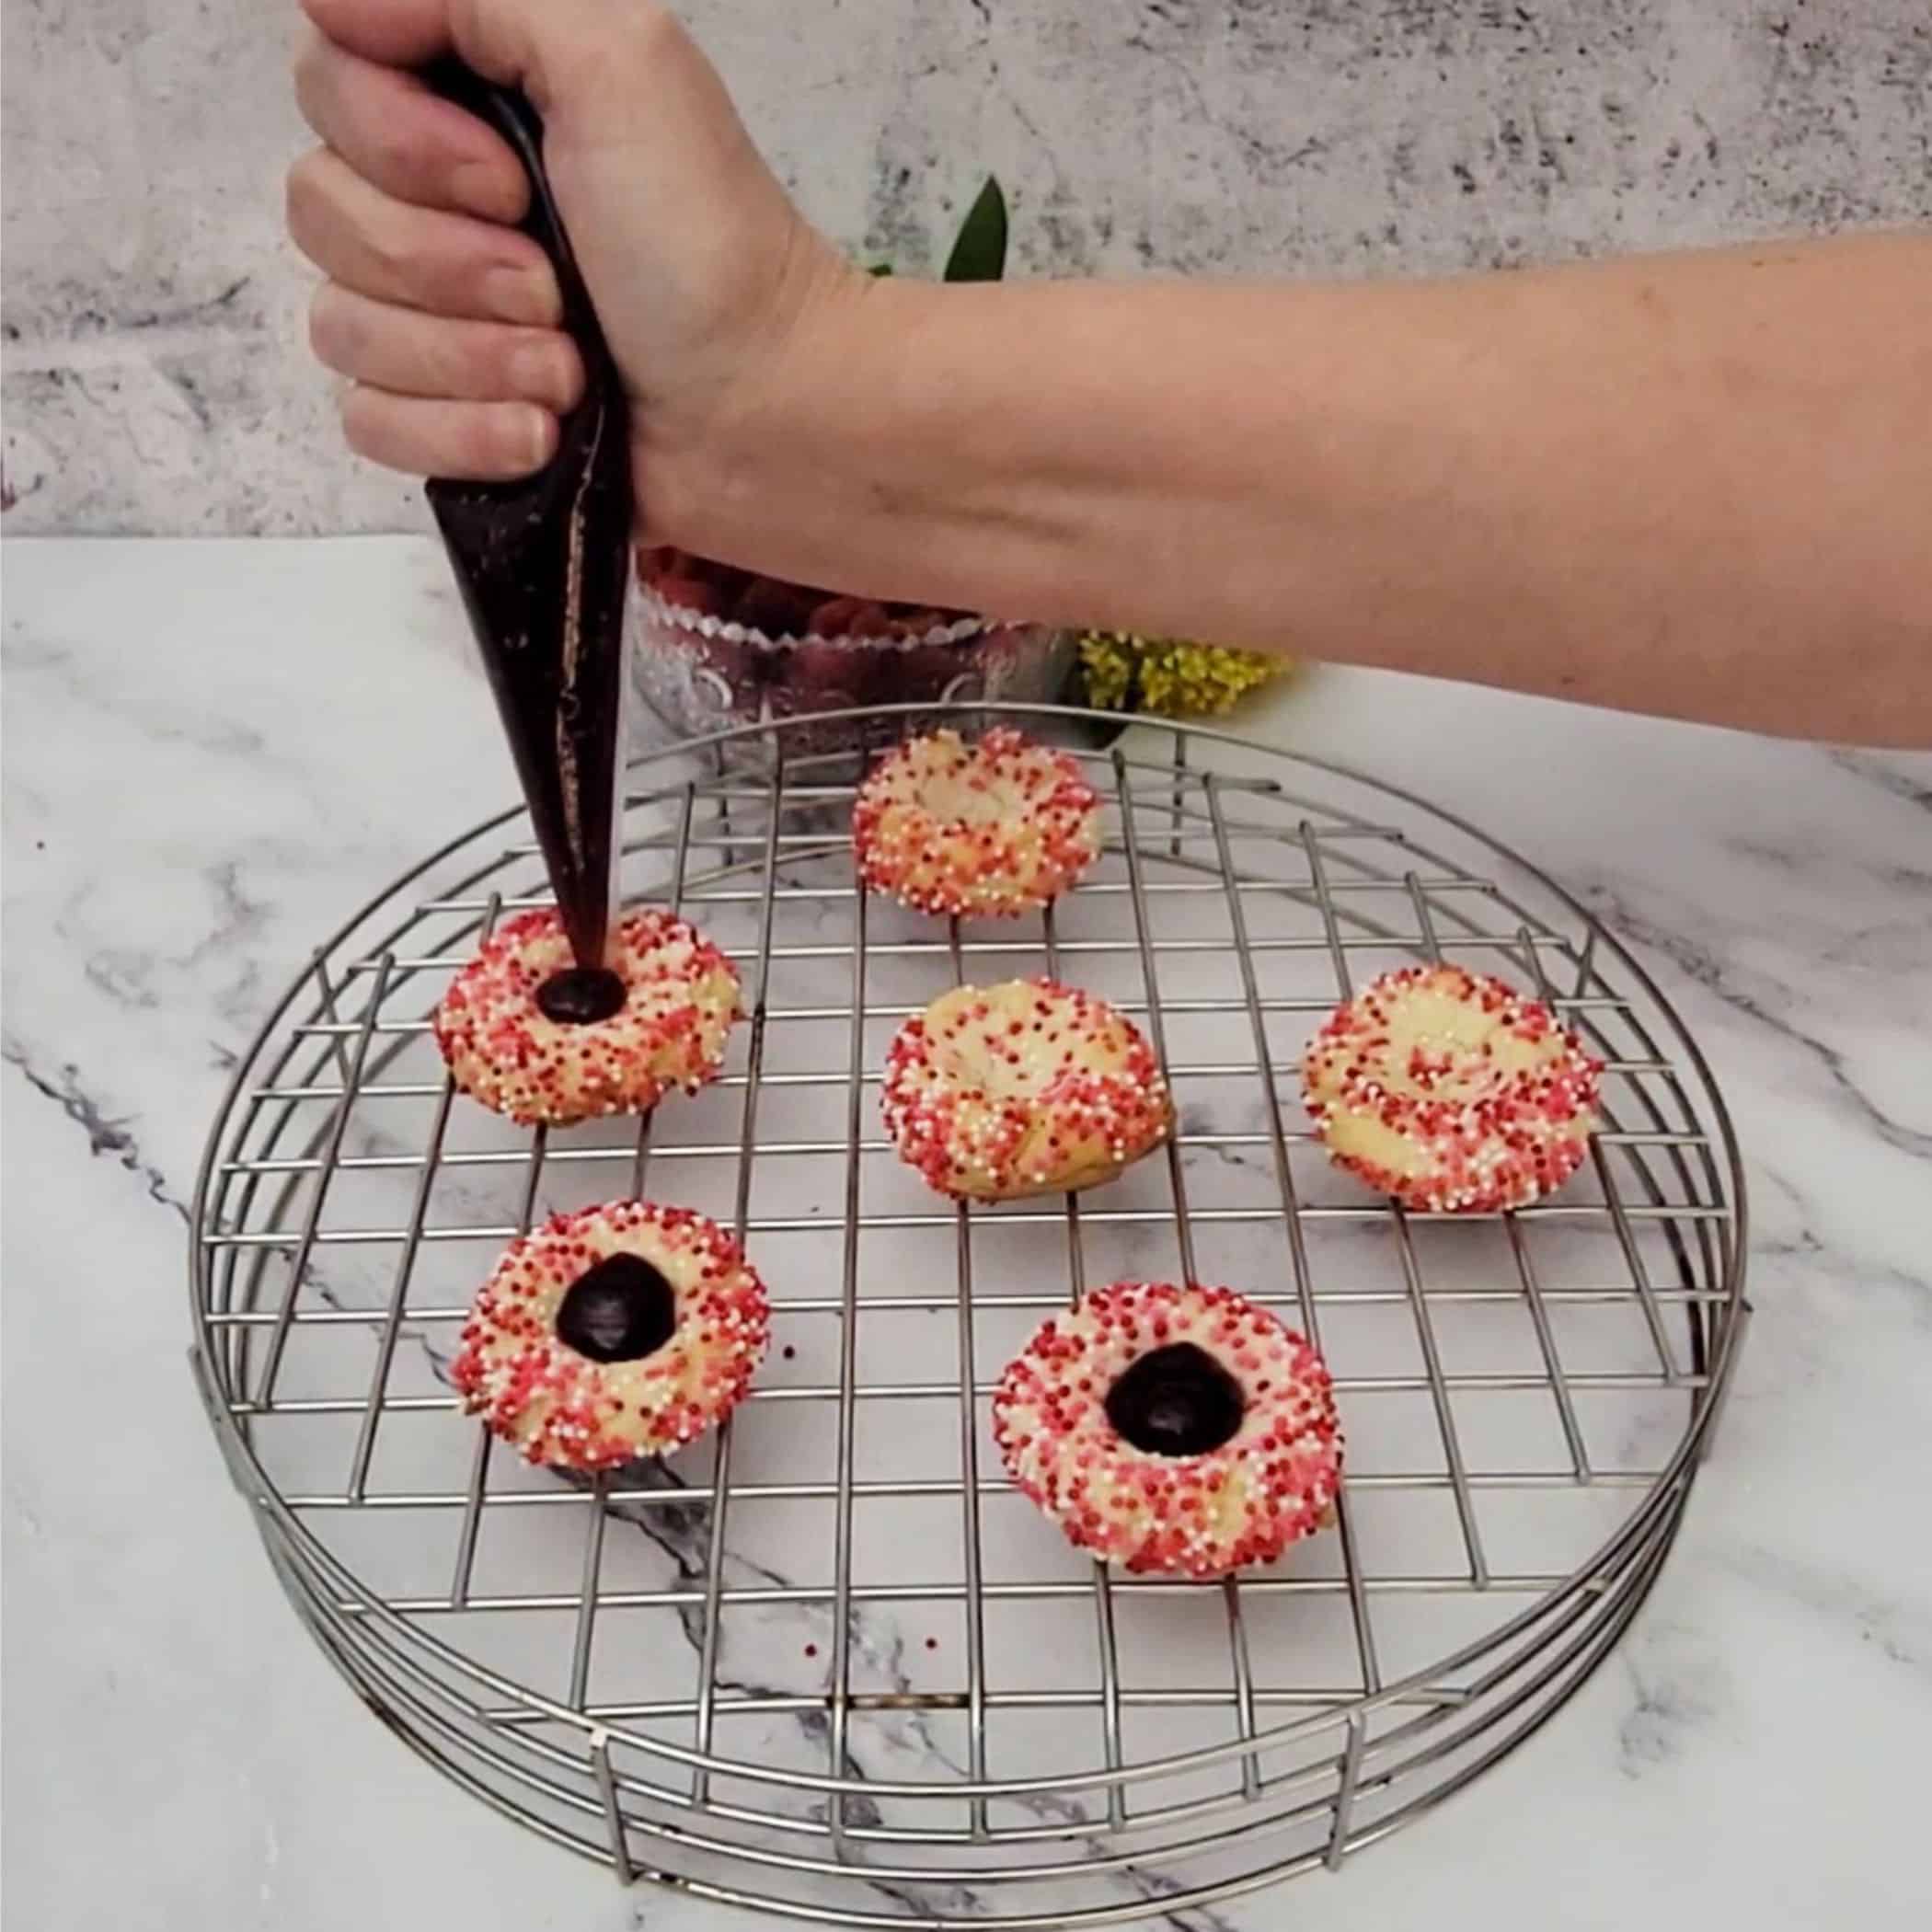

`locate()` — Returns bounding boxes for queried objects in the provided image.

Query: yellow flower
[1077,630,1286,718]
[1076,630,1139,711]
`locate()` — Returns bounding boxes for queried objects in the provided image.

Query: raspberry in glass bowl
[629,548,1075,761]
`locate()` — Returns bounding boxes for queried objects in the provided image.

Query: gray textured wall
[3,2,1926,536]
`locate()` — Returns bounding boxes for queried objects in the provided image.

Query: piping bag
[422,62,631,977]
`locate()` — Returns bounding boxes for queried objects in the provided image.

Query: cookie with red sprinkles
[852,726,1101,919]
[992,1282,1341,1579]
[882,979,1173,1201]
[432,907,742,1127]
[1300,963,1603,1213]
[451,1200,769,1470]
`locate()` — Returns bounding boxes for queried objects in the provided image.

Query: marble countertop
[5,535,1930,1932]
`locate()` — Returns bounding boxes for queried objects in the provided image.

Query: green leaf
[868,261,894,277]
[942,175,1007,282]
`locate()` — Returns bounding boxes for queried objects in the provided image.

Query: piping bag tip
[421,62,632,972]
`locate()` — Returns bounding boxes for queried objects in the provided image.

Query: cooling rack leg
[1324,1717,1366,1870]
[592,1733,636,1884]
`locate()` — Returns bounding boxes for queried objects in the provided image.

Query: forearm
[664,232,1932,744]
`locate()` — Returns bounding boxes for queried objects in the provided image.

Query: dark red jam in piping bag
[422,62,631,971]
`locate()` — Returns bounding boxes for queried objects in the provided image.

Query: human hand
[288,0,855,522]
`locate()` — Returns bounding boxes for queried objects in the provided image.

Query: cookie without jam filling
[882,978,1173,1201]
[1300,963,1603,1213]
[853,727,1101,919]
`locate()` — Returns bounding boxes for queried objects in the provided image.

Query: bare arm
[291,1,1932,745]
[669,236,1932,744]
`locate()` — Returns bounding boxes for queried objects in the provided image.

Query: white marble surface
[5,535,1931,1931]
[5,4,1930,535]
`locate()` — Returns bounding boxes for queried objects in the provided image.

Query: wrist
[644,254,934,576]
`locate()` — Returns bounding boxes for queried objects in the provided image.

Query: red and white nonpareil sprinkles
[882,979,1174,1201]
[432,906,742,1127]
[993,1282,1342,1579]
[451,1201,770,1471]
[1300,963,1603,1214]
[852,726,1102,919]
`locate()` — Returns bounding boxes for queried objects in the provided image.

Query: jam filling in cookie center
[555,1254,677,1363]
[1104,1342,1246,1457]
[535,965,628,1026]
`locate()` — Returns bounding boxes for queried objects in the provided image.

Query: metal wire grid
[190,702,1747,1926]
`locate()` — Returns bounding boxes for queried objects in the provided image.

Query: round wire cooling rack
[190,700,1749,1926]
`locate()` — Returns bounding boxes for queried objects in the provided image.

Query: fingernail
[485,264,559,328]
[517,405,557,472]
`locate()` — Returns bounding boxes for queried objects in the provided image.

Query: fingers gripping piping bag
[422,62,632,971]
